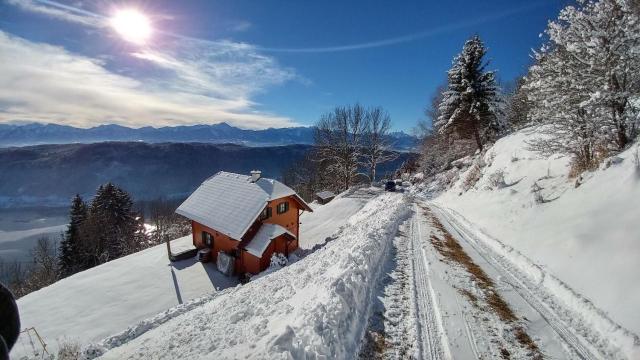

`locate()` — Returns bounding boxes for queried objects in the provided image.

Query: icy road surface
[361,199,638,359]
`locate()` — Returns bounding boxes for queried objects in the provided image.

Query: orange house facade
[176,171,312,275]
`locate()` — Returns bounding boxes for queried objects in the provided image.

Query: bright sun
[110,9,152,44]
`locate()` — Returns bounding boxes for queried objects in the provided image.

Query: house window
[260,206,272,220]
[202,231,213,247]
[277,201,289,214]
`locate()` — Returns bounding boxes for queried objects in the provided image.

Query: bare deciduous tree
[314,104,367,191]
[363,107,397,182]
[149,198,191,246]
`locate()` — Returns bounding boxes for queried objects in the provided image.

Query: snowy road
[409,204,449,360]
[363,198,635,359]
[429,204,601,359]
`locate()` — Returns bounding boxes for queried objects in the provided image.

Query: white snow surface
[95,192,407,359]
[298,187,378,249]
[12,236,239,358]
[430,129,640,339]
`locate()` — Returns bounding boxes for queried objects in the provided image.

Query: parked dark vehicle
[385,181,396,192]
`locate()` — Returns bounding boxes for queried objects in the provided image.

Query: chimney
[250,170,261,182]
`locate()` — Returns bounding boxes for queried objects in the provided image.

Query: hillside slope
[12,188,389,358]
[427,129,640,336]
[95,191,407,359]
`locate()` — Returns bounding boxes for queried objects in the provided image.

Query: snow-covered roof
[176,171,309,240]
[244,223,295,257]
[315,191,336,200]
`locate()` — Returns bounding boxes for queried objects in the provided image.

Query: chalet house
[176,170,312,274]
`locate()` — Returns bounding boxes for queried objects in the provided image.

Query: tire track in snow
[410,203,450,359]
[429,203,602,360]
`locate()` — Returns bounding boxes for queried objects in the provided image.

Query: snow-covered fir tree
[436,35,504,152]
[526,0,640,167]
[504,77,530,130]
[58,194,87,278]
[80,183,143,266]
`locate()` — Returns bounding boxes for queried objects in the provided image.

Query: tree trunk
[613,107,628,150]
[370,162,376,184]
[472,118,483,152]
[165,235,172,261]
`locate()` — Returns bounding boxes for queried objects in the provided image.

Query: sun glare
[110,9,152,45]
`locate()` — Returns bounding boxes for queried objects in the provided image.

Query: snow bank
[430,128,640,339]
[97,192,408,359]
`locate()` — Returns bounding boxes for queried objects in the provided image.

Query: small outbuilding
[314,191,336,205]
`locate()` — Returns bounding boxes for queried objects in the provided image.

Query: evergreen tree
[82,183,141,265]
[96,183,137,258]
[436,35,504,151]
[58,194,87,278]
[504,77,530,130]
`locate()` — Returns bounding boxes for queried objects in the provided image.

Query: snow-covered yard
[299,187,379,249]
[13,236,238,358]
[11,187,391,359]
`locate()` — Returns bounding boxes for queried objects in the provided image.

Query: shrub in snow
[485,151,496,167]
[57,340,81,360]
[488,170,507,190]
[249,253,289,281]
[531,181,545,204]
[270,253,288,268]
[461,156,486,192]
[461,164,481,192]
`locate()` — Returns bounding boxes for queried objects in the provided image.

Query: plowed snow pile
[94,192,407,359]
[430,128,640,337]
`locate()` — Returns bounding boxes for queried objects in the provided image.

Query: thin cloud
[6,0,105,27]
[230,20,252,32]
[0,31,296,129]
[8,0,545,55]
[257,2,546,53]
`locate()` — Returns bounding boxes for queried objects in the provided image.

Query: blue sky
[0,0,570,131]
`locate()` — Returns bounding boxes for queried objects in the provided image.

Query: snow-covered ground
[13,236,238,358]
[93,191,407,359]
[431,130,640,334]
[11,129,639,359]
[422,128,640,356]
[299,187,377,249]
[11,187,391,359]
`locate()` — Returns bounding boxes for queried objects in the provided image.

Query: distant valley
[0,141,410,208]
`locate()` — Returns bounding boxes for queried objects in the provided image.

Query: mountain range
[0,122,418,150]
